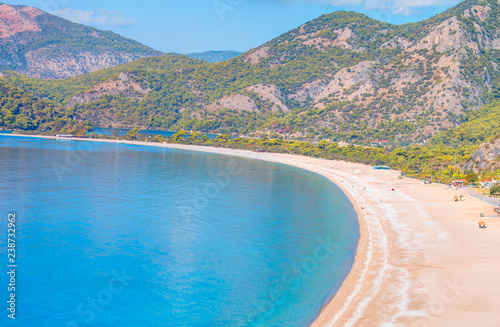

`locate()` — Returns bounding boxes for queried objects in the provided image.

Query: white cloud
[53,8,94,25]
[52,8,135,27]
[391,0,460,15]
[93,9,136,26]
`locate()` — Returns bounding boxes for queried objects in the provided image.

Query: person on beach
[478,220,486,228]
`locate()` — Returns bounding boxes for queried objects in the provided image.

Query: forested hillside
[0,82,92,133]
[431,98,500,147]
[428,97,500,170]
[2,0,500,146]
[0,3,161,79]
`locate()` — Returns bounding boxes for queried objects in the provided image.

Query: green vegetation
[0,82,92,134]
[431,100,500,147]
[126,128,141,140]
[0,7,161,76]
[28,14,159,55]
[3,0,500,182]
[2,55,203,104]
[89,127,497,184]
[3,0,500,143]
[490,185,500,195]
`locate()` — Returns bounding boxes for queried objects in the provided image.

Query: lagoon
[0,136,358,327]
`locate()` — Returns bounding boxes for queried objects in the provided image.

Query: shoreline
[3,134,500,326]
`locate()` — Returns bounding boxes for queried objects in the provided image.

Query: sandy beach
[6,135,500,326]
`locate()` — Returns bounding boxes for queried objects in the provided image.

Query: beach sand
[7,135,500,326]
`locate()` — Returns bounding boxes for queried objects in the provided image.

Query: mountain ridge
[0,2,162,79]
[2,0,500,146]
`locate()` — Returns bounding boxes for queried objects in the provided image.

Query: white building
[480,180,498,189]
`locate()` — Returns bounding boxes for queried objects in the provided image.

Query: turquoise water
[90,128,220,139]
[0,136,359,327]
[91,128,179,137]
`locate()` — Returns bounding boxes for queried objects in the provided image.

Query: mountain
[2,0,500,144]
[466,136,500,170]
[430,98,500,171]
[0,3,162,79]
[186,50,242,63]
[0,81,92,133]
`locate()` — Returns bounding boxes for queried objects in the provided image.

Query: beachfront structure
[370,140,388,147]
[451,179,465,187]
[480,180,498,189]
[373,166,390,170]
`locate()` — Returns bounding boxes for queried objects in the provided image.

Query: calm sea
[0,136,359,327]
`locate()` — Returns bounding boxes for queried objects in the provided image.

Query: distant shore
[4,134,500,326]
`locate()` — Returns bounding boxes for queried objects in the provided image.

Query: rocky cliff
[213,0,500,140]
[0,3,161,79]
[466,137,500,170]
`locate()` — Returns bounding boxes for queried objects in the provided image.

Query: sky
[6,0,462,54]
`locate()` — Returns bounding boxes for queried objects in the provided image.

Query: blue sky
[6,0,461,53]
